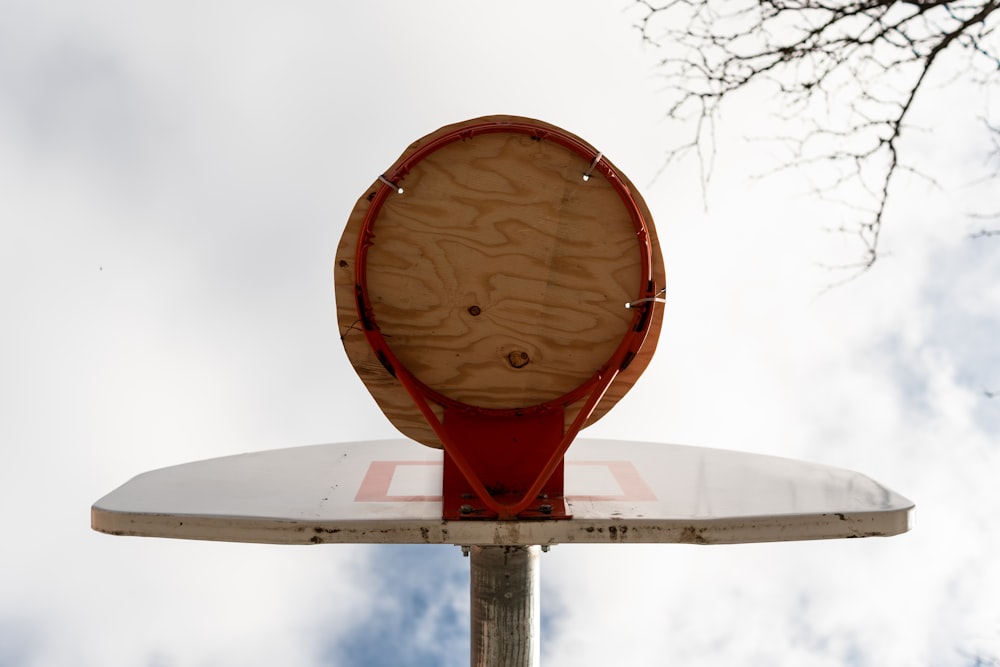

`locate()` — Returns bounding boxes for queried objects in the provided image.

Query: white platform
[92,439,913,546]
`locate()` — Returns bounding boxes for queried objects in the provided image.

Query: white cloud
[1,1,997,666]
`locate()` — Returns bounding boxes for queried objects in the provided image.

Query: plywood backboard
[335,116,665,447]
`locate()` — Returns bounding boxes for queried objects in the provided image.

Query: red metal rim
[353,118,660,518]
[353,119,657,419]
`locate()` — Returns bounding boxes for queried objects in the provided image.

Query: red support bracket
[441,407,570,521]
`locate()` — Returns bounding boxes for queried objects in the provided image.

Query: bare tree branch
[636,0,1000,275]
[969,227,1000,238]
[968,117,1000,237]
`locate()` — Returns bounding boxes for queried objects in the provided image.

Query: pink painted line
[568,461,658,502]
[354,460,657,503]
[353,461,441,502]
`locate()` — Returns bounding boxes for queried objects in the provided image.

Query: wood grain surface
[336,116,664,448]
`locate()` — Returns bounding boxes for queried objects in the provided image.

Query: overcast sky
[2,2,999,666]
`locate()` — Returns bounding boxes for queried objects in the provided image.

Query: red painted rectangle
[354,460,656,503]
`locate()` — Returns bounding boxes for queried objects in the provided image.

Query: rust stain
[679,525,708,545]
[607,525,629,541]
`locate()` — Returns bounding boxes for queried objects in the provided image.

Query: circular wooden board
[335,116,664,448]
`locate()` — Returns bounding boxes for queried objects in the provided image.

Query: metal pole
[469,545,540,667]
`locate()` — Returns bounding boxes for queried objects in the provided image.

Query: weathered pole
[469,545,541,667]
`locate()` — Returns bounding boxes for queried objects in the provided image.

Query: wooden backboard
[335,116,665,447]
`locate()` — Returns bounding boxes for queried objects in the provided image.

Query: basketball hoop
[338,116,664,520]
[92,115,913,667]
